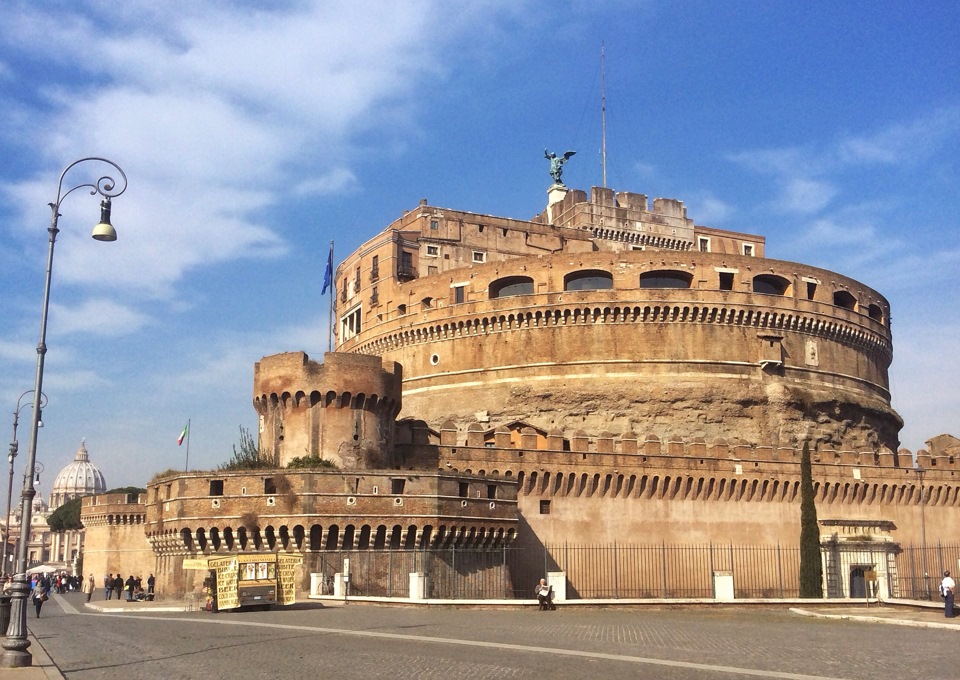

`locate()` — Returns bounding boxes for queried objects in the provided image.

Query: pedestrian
[941,570,955,618]
[104,573,113,600]
[84,573,95,602]
[125,575,136,602]
[33,576,49,618]
[114,574,124,600]
[147,574,155,595]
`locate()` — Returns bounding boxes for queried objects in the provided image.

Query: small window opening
[209,480,224,496]
[487,484,497,499]
[458,482,469,497]
[391,478,406,495]
[263,478,276,495]
[806,281,817,300]
[539,500,551,514]
[719,272,734,291]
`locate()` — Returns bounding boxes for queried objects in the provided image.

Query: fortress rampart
[396,423,958,547]
[140,469,518,596]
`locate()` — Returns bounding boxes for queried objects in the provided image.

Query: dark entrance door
[850,567,867,598]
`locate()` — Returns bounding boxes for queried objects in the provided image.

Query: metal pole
[917,466,929,600]
[1,157,126,669]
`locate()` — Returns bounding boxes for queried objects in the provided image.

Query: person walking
[104,573,114,600]
[125,575,136,602]
[941,571,955,618]
[84,573,95,602]
[32,576,49,618]
[114,574,124,599]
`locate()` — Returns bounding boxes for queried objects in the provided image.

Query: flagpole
[327,240,334,353]
[185,418,191,472]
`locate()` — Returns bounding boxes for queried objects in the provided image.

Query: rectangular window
[430,219,439,230]
[742,243,754,257]
[425,245,439,256]
[340,306,362,340]
[487,484,497,499]
[719,272,734,291]
[371,255,379,281]
[264,478,276,495]
[370,286,379,305]
[698,237,710,252]
[458,482,469,497]
[806,281,817,300]
[454,285,465,304]
[539,500,551,514]
[391,478,406,495]
[209,480,224,496]
[472,251,486,263]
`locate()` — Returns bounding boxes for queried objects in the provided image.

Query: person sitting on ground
[535,578,556,610]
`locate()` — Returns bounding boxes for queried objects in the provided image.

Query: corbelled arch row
[147,519,516,559]
[254,388,400,418]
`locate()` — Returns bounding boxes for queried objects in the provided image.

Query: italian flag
[177,423,188,446]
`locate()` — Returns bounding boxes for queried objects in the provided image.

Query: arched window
[834,290,857,310]
[490,276,534,298]
[752,274,790,296]
[867,303,883,322]
[564,270,613,291]
[639,270,692,289]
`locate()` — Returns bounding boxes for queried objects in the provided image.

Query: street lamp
[2,391,47,578]
[1,157,127,669]
[916,465,929,600]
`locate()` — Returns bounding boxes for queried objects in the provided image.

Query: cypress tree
[799,441,823,597]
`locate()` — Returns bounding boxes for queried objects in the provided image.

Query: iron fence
[893,543,960,601]
[305,543,810,600]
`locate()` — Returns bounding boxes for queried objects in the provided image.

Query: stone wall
[80,493,155,593]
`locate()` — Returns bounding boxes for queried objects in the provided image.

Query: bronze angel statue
[545,149,576,184]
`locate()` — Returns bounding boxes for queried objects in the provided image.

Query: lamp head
[91,198,118,242]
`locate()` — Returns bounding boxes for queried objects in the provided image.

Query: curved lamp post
[2,390,47,578]
[1,158,127,668]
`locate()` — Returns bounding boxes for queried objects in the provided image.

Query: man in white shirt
[941,571,955,618]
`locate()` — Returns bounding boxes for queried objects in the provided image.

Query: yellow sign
[277,555,302,606]
[208,556,240,610]
[183,558,210,570]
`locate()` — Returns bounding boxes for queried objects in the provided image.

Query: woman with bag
[33,576,50,618]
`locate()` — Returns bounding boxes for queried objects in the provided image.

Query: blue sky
[1,1,958,490]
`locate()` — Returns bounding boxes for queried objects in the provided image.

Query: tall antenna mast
[601,41,608,188]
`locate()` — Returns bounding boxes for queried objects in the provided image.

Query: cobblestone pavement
[4,595,959,680]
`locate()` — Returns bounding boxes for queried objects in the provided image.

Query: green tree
[220,425,279,470]
[47,497,84,532]
[799,441,823,598]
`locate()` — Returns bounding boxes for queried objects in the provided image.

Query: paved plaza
[1,594,958,679]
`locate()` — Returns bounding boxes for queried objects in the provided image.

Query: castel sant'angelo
[82,164,960,601]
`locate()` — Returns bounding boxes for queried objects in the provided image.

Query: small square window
[459,482,469,497]
[742,243,754,257]
[391,478,406,495]
[430,219,439,230]
[539,500,551,514]
[719,272,734,291]
[698,237,710,253]
[209,480,224,496]
[487,484,497,499]
[426,245,439,257]
[264,477,276,495]
[472,251,486,263]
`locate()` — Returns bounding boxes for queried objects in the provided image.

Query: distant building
[3,440,105,573]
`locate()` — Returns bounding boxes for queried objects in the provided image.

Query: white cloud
[50,298,151,336]
[775,178,837,214]
[838,107,960,165]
